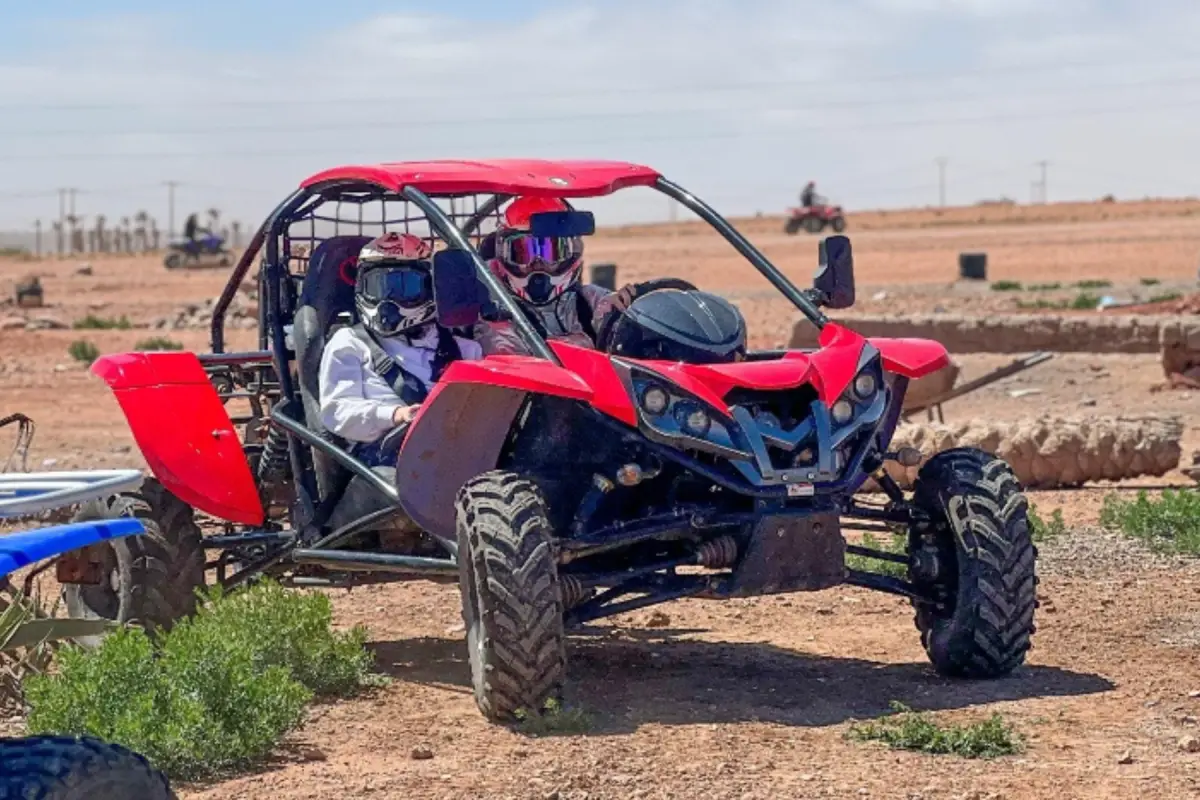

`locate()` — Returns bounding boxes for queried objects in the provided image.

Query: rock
[1079,397,1097,407]
[1189,690,1200,699]
[645,610,671,628]
[1117,750,1134,765]
[1180,736,1200,754]
[25,315,67,331]
[75,263,93,276]
[0,316,25,330]
[410,744,434,760]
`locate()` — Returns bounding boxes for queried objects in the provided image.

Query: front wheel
[456,470,566,722]
[909,448,1037,678]
[803,215,825,234]
[784,217,802,235]
[830,215,847,233]
[64,478,206,639]
[0,736,176,800]
[163,252,184,269]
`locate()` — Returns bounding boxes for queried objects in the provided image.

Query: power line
[3,95,1198,164]
[5,54,1200,113]
[6,71,1199,140]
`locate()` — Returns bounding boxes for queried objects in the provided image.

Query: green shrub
[514,697,593,736]
[24,580,374,780]
[1070,292,1101,310]
[1028,282,1062,291]
[67,340,100,365]
[1015,298,1067,311]
[848,702,1024,758]
[73,314,131,330]
[1140,277,1162,286]
[134,336,183,351]
[990,280,1023,292]
[1149,292,1183,304]
[845,531,908,579]
[1028,504,1066,543]
[1099,490,1200,556]
[1073,279,1112,289]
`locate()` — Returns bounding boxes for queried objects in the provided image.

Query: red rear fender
[869,337,951,379]
[92,352,263,525]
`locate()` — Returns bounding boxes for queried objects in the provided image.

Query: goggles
[358,264,432,309]
[497,232,582,277]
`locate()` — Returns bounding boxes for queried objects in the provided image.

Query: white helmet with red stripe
[488,196,584,306]
[354,232,436,338]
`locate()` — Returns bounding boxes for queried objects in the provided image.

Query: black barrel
[959,252,987,281]
[590,262,618,290]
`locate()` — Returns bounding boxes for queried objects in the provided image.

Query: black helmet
[607,289,746,364]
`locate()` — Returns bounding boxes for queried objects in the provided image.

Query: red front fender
[92,352,264,525]
[868,337,951,379]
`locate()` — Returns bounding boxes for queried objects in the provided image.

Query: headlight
[676,403,711,436]
[831,399,854,425]
[641,385,669,415]
[853,372,877,399]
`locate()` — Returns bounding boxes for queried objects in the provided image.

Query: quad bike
[0,467,176,800]
[785,198,847,235]
[163,234,232,269]
[69,159,1037,722]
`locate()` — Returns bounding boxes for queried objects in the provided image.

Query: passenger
[318,232,482,466]
[474,196,656,355]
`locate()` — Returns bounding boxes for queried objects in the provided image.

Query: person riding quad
[800,181,817,208]
[318,232,482,466]
[475,196,687,355]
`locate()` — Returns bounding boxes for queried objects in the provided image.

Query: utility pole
[936,157,948,207]
[164,181,179,238]
[67,188,77,217]
[1034,161,1049,203]
[57,188,66,233]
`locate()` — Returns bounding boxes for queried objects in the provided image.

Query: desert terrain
[2,198,1200,799]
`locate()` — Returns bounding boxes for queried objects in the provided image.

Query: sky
[1,0,1200,232]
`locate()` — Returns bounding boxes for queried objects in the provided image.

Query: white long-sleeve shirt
[317,326,482,443]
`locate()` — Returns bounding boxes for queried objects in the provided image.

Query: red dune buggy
[68,160,1036,721]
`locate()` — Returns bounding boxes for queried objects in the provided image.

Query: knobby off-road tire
[65,478,206,636]
[0,735,176,800]
[803,215,825,234]
[784,217,802,235]
[830,215,847,233]
[456,470,567,722]
[163,252,183,270]
[910,448,1037,678]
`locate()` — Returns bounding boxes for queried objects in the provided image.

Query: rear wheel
[456,470,566,722]
[163,252,183,269]
[64,478,206,638]
[909,448,1037,678]
[0,735,175,800]
[804,215,824,234]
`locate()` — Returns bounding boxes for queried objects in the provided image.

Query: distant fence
[0,216,248,258]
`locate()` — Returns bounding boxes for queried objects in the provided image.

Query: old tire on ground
[803,215,824,234]
[910,448,1036,678]
[784,217,802,235]
[456,470,566,722]
[830,215,847,233]
[0,735,175,800]
[163,252,184,269]
[64,478,205,638]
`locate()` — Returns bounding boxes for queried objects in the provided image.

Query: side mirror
[814,235,855,309]
[432,248,488,328]
[529,210,595,238]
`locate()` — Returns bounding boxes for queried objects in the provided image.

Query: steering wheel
[596,277,699,352]
[377,422,411,463]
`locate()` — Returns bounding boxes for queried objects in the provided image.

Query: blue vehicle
[0,469,176,800]
[163,233,232,269]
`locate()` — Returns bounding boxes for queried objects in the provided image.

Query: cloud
[0,0,1198,228]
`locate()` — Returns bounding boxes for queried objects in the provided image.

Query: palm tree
[66,215,81,255]
[119,217,132,254]
[93,215,107,254]
[51,221,63,257]
[133,210,149,252]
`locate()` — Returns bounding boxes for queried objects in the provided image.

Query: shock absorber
[696,535,739,569]
[256,421,290,484]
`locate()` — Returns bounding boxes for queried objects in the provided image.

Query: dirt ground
[2,198,1200,799]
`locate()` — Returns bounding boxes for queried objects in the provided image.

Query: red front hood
[620,322,868,409]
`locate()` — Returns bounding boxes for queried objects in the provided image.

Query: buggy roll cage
[191,164,883,600]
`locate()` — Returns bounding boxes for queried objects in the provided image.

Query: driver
[800,181,817,208]
[318,232,482,466]
[474,196,665,355]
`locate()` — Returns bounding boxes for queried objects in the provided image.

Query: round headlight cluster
[853,372,877,400]
[675,403,711,436]
[831,399,854,425]
[640,385,669,415]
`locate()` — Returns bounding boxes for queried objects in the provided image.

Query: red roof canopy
[299,159,662,198]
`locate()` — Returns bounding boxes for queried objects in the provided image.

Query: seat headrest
[298,235,373,333]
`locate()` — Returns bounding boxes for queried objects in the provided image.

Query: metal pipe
[198,351,275,367]
[290,549,458,576]
[654,178,828,327]
[565,555,695,589]
[844,544,909,566]
[203,531,295,549]
[211,219,271,354]
[401,185,560,365]
[269,407,399,504]
[843,569,927,600]
[565,578,711,627]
